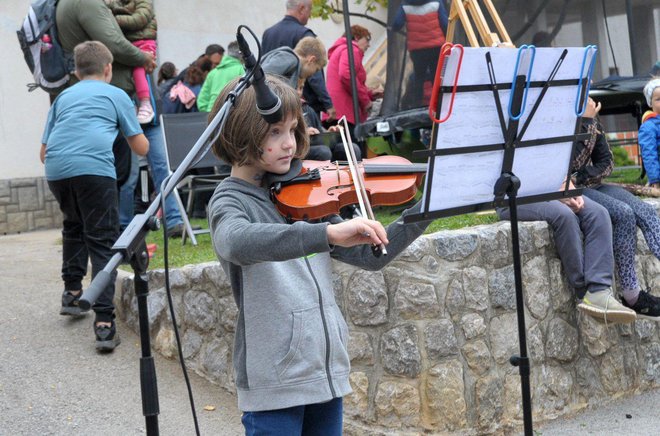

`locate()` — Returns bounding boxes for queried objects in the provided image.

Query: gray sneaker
[578,289,637,324]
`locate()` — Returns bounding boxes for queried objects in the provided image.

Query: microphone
[236,31,282,124]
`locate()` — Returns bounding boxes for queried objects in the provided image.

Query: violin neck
[362,163,427,175]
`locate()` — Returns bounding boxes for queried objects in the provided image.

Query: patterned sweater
[571,117,614,188]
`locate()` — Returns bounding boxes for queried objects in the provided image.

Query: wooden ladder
[446,0,513,47]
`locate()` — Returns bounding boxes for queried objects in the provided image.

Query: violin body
[272,155,425,221]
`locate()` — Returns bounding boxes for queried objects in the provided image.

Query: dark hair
[209,75,309,166]
[185,65,204,86]
[205,44,225,57]
[157,61,177,85]
[532,31,553,47]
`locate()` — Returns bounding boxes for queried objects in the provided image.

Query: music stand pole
[494,172,533,436]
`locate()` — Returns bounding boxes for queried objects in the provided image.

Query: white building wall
[1,0,386,180]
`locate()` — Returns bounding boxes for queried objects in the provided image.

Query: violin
[271,117,426,256]
[271,155,426,222]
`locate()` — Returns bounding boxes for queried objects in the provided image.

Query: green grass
[606,167,646,185]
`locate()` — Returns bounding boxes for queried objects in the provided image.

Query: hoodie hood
[328,36,360,58]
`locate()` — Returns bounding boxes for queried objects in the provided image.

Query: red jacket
[326,36,373,125]
[402,1,446,51]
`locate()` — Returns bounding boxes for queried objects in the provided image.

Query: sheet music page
[422,151,503,210]
[423,47,589,214]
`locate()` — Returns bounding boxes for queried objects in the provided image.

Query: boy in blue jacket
[639,77,660,187]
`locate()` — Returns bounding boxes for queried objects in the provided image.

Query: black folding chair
[160,112,229,244]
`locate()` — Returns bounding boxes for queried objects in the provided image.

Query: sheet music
[423,46,590,214]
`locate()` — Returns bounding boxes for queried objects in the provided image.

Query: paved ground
[0,229,242,435]
[1,229,658,435]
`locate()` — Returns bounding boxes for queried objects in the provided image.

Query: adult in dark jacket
[262,0,336,120]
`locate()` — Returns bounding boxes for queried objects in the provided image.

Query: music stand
[405,44,598,436]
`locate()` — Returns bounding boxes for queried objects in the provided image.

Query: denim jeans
[48,175,119,322]
[118,123,183,229]
[241,397,343,436]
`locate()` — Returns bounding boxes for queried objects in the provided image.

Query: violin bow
[337,116,387,256]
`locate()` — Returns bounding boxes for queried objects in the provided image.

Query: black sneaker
[622,290,660,321]
[95,321,121,352]
[60,290,89,317]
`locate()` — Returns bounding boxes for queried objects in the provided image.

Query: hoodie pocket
[275,306,326,383]
[328,305,351,377]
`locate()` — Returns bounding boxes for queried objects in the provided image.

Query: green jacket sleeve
[78,0,146,67]
[113,0,153,32]
[197,74,214,112]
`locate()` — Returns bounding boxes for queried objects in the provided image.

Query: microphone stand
[78,75,251,436]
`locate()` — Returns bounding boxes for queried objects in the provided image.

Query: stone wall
[116,217,660,435]
[0,177,62,234]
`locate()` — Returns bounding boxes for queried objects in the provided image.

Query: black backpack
[17,0,74,94]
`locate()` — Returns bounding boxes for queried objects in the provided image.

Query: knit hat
[643,77,660,107]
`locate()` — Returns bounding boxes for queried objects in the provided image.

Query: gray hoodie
[208,175,429,412]
[260,47,301,89]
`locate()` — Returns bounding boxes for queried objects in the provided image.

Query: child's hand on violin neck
[327,217,389,248]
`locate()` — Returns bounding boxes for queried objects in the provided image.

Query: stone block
[347,270,388,326]
[17,186,40,211]
[490,313,519,364]
[348,331,374,365]
[183,329,203,359]
[344,372,369,418]
[200,338,231,385]
[7,212,29,233]
[381,324,421,377]
[433,230,478,261]
[522,256,551,320]
[489,264,515,310]
[477,223,512,269]
[475,374,503,433]
[183,290,217,330]
[445,276,466,316]
[424,319,458,360]
[10,178,36,188]
[599,348,634,394]
[374,380,420,428]
[532,365,572,418]
[460,313,487,340]
[0,180,10,197]
[425,360,467,431]
[545,317,578,362]
[463,266,489,311]
[217,295,237,332]
[394,279,440,320]
[462,340,492,375]
[154,328,176,359]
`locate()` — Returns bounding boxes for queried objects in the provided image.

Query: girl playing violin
[207,75,431,434]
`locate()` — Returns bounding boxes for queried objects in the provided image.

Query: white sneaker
[578,289,637,324]
[137,99,154,124]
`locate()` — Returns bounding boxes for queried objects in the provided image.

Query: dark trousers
[409,46,441,106]
[48,175,119,322]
